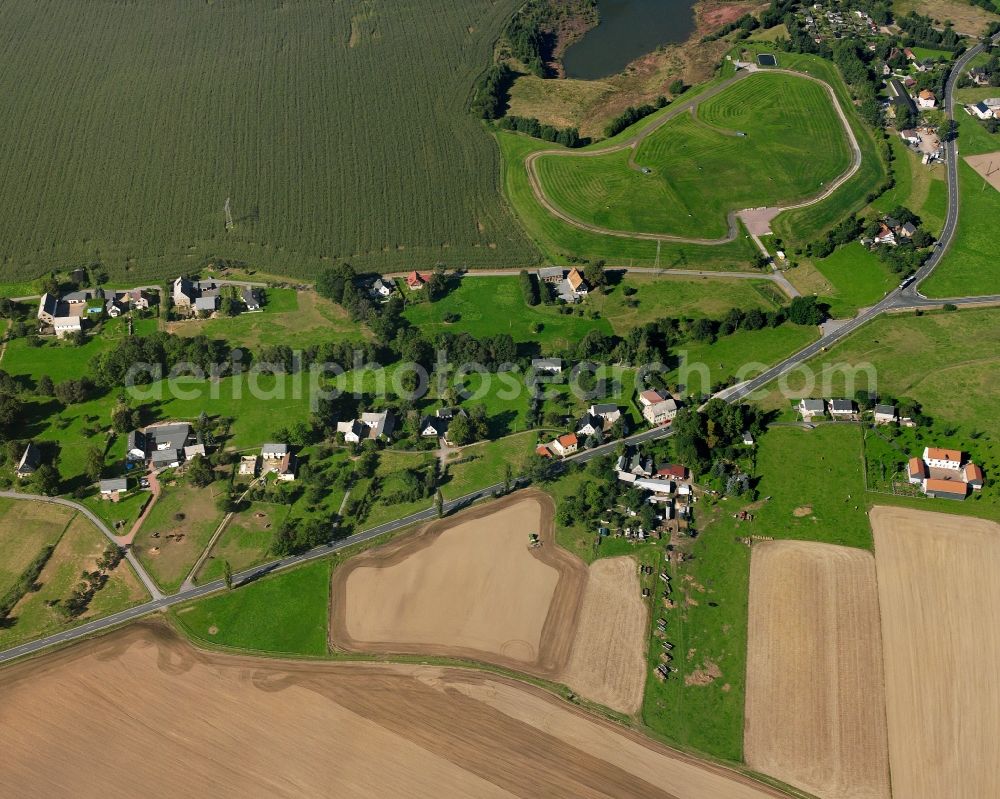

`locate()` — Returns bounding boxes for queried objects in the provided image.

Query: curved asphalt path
[3,35,999,667]
[523,67,863,245]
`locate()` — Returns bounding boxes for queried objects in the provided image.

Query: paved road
[0,491,164,601]
[3,36,998,666]
[522,67,862,245]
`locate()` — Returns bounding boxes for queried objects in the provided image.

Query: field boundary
[523,68,862,244]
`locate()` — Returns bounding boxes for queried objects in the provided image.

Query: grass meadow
[869,136,947,237]
[806,244,897,319]
[0,0,536,283]
[535,72,851,239]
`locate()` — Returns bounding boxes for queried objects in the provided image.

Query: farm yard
[744,540,890,799]
[0,0,536,284]
[532,72,853,239]
[871,506,1000,799]
[0,624,789,799]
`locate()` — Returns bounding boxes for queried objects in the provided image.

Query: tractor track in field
[523,67,863,245]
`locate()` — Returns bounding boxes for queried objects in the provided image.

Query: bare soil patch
[871,506,1000,799]
[965,151,1000,194]
[0,624,788,798]
[330,492,587,677]
[561,556,648,714]
[792,505,813,518]
[745,540,890,799]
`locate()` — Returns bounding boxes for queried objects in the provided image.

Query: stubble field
[871,506,1000,799]
[744,540,891,799]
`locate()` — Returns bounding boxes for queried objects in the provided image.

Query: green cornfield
[0,0,538,283]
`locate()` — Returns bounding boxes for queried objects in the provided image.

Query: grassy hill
[0,0,537,284]
[534,72,852,239]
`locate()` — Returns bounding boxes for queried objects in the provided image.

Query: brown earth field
[744,540,891,799]
[964,151,1000,194]
[870,506,1000,799]
[0,623,790,799]
[330,492,588,677]
[561,555,649,715]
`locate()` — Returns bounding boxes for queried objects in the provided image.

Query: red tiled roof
[557,433,578,448]
[535,444,551,458]
[657,464,687,480]
[908,457,928,478]
[406,271,430,287]
[924,478,967,496]
[965,463,984,483]
[925,447,962,463]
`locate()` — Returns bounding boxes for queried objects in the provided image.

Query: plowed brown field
[0,624,788,799]
[744,540,891,799]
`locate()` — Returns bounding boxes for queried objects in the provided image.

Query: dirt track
[744,540,890,799]
[964,151,1000,193]
[0,623,789,799]
[871,506,1000,799]
[330,492,588,678]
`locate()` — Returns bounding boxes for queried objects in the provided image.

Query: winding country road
[523,66,863,245]
[1,34,997,667]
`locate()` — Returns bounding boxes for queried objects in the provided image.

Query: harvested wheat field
[330,492,587,676]
[561,556,648,715]
[965,152,1000,194]
[871,506,1000,799]
[744,540,891,799]
[0,624,788,799]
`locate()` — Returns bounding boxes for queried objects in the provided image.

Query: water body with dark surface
[562,0,698,80]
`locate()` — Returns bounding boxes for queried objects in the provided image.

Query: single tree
[223,560,233,591]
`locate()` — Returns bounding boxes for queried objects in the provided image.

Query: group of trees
[519,269,540,306]
[497,115,586,148]
[501,0,597,78]
[470,64,515,120]
[702,13,759,43]
[897,13,962,52]
[605,97,668,138]
[672,399,765,478]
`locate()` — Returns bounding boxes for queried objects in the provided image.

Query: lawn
[756,308,1000,432]
[172,558,331,656]
[498,131,760,268]
[807,243,897,319]
[0,0,537,284]
[0,513,148,649]
[440,432,538,500]
[402,277,612,352]
[3,316,136,383]
[642,424,873,762]
[131,479,227,593]
[534,72,852,239]
[869,135,947,237]
[667,324,820,397]
[168,289,363,348]
[0,499,76,595]
[80,491,151,538]
[196,501,290,584]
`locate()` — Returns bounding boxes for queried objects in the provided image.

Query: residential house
[888,78,917,118]
[16,442,41,479]
[537,266,564,285]
[99,478,128,499]
[127,430,147,461]
[105,296,126,318]
[566,268,589,297]
[923,447,962,471]
[125,289,151,310]
[172,276,198,307]
[638,389,678,426]
[144,423,192,469]
[551,433,578,457]
[657,464,687,480]
[616,449,653,478]
[899,129,921,146]
[965,463,984,490]
[742,431,755,446]
[337,411,395,443]
[575,412,604,438]
[797,398,826,419]
[902,47,916,61]
[873,404,897,424]
[260,444,296,480]
[899,222,917,238]
[968,101,994,120]
[241,287,262,311]
[907,457,929,484]
[917,89,936,109]
[184,444,206,460]
[419,407,465,440]
[194,295,218,314]
[531,357,563,375]
[369,278,394,301]
[406,271,430,290]
[261,443,289,462]
[828,399,856,418]
[274,452,297,481]
[588,403,621,427]
[923,478,967,500]
[969,66,990,86]
[874,223,896,246]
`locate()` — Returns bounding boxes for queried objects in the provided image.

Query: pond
[562,0,699,80]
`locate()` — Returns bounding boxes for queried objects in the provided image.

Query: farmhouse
[99,478,128,500]
[923,478,967,501]
[907,457,929,484]
[535,267,589,304]
[873,404,897,424]
[828,399,856,418]
[616,448,653,478]
[53,315,83,338]
[917,89,936,109]
[899,128,921,146]
[969,66,990,86]
[419,407,465,440]
[130,423,192,469]
[873,223,896,246]
[657,464,687,480]
[36,293,60,324]
[239,455,259,477]
[797,398,826,419]
[585,403,622,431]
[172,276,198,307]
[551,433,578,457]
[923,447,962,471]
[638,389,678,425]
[16,442,41,479]
[337,411,395,443]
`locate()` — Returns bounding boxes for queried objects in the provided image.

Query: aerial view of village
[0,0,998,796]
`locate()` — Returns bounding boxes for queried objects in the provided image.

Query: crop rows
[0,0,537,283]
